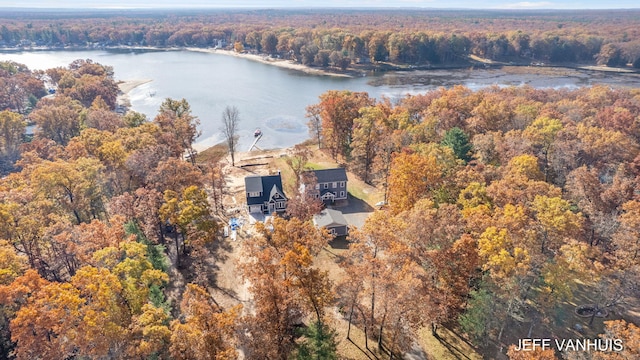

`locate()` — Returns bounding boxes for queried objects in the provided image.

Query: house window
[340,181,346,187]
[340,191,345,197]
[315,184,320,189]
[332,182,337,188]
[276,201,285,209]
[323,183,328,189]
[248,191,260,197]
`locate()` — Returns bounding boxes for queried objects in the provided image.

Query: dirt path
[162,234,186,317]
[207,234,251,310]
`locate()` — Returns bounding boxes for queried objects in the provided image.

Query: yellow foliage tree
[478,227,530,280]
[387,151,441,214]
[0,239,28,285]
[129,303,172,358]
[71,266,129,358]
[507,344,557,360]
[531,195,583,254]
[592,320,640,360]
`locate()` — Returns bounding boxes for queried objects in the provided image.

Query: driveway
[328,194,374,229]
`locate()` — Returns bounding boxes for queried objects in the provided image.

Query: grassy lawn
[305,161,326,170]
[346,180,380,205]
[529,279,627,340]
[479,278,638,359]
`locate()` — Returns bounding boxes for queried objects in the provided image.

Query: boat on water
[254,129,262,137]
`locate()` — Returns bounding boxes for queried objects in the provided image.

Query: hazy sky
[1,0,638,10]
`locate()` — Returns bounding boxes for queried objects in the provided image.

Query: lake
[2,49,640,150]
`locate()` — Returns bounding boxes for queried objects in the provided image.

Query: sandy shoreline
[186,47,352,78]
[118,79,152,94]
[116,79,152,108]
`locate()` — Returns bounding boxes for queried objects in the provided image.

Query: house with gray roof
[245,174,287,214]
[313,208,348,237]
[303,168,348,204]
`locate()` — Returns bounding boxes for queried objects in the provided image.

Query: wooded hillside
[0,55,639,358]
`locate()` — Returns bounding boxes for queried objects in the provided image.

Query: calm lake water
[2,49,640,149]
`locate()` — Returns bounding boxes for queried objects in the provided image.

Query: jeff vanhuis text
[514,338,624,352]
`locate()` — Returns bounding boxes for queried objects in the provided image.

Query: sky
[0,0,638,10]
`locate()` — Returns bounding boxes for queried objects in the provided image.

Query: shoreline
[118,78,152,94]
[186,47,353,78]
[116,78,152,109]
[3,45,638,76]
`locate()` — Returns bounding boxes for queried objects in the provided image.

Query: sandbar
[116,79,152,109]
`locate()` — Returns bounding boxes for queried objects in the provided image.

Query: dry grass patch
[418,326,483,360]
[271,157,298,195]
[196,143,228,164]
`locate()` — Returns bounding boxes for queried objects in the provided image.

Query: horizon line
[1,6,640,11]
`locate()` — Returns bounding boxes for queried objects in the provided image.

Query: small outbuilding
[313,208,348,237]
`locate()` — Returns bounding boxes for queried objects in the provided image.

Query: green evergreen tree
[441,127,472,163]
[295,321,339,360]
[459,287,492,346]
[124,221,168,272]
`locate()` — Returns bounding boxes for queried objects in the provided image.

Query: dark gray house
[313,208,348,237]
[304,168,348,204]
[245,174,287,214]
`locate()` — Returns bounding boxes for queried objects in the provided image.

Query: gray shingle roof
[245,176,263,193]
[314,208,348,228]
[245,175,286,205]
[309,168,347,183]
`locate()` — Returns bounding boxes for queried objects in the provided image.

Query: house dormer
[245,174,288,214]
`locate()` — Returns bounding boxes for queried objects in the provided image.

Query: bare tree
[305,103,322,149]
[221,105,240,166]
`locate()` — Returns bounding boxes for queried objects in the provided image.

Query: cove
[2,49,640,149]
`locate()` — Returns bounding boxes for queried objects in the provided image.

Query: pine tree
[441,127,472,163]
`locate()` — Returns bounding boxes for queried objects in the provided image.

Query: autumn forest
[1,7,640,360]
[2,8,640,69]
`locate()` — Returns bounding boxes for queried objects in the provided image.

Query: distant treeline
[1,9,640,68]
